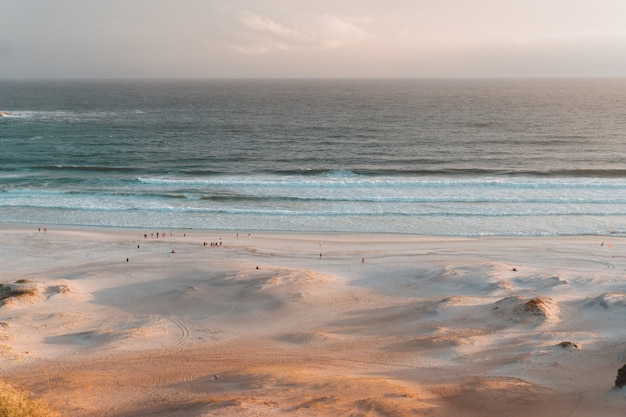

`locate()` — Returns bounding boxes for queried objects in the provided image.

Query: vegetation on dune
[0,282,39,305]
[0,379,60,417]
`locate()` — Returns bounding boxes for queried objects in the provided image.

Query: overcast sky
[1,0,626,78]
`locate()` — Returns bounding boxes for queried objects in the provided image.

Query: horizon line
[1,75,626,81]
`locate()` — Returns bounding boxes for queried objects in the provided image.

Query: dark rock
[615,364,626,388]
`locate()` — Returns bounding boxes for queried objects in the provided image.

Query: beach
[0,224,624,416]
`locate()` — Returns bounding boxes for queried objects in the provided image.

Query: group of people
[139,231,227,250]
[143,232,173,239]
[203,241,222,247]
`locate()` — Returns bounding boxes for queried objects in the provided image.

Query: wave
[35,165,141,173]
[257,168,366,177]
[6,173,626,198]
[0,171,37,180]
[258,168,626,178]
[3,110,125,121]
[136,173,626,190]
[7,188,626,205]
[514,169,626,178]
[137,167,626,179]
[6,201,626,218]
[11,167,626,189]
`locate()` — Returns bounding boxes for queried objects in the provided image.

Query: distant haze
[1,0,626,78]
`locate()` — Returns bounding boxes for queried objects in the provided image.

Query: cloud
[240,12,299,38]
[233,10,368,54]
[2,0,626,78]
[317,15,369,49]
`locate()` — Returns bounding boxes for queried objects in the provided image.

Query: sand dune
[0,225,625,416]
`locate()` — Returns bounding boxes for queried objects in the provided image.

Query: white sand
[0,224,625,416]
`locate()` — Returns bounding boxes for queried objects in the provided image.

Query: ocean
[1,78,626,236]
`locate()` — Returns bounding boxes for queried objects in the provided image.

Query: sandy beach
[1,224,625,416]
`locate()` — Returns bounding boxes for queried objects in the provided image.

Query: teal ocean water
[2,78,626,235]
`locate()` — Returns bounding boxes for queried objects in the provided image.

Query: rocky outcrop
[616,364,626,388]
[558,341,580,349]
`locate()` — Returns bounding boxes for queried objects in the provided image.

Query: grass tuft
[0,283,39,305]
[0,379,61,417]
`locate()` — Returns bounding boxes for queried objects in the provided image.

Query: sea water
[1,78,626,236]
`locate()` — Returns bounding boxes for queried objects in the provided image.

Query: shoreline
[2,220,624,239]
[1,224,624,416]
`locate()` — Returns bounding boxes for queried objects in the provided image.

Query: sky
[1,0,626,78]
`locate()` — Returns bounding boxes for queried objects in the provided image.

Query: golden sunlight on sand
[1,225,625,416]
